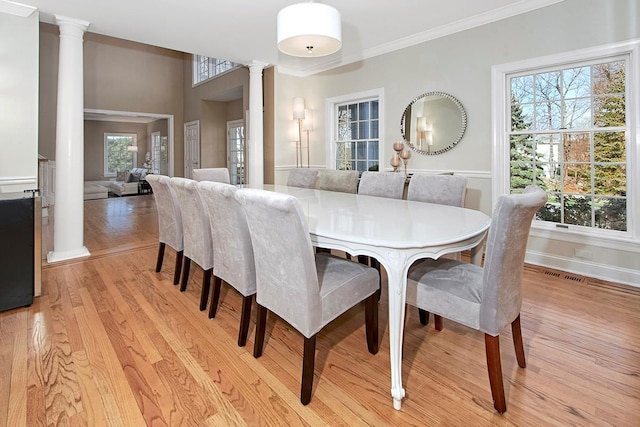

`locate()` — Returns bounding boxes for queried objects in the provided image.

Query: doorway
[184,120,200,179]
[227,119,245,185]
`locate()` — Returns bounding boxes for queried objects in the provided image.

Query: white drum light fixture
[277,2,342,57]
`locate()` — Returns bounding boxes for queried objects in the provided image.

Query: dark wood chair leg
[357,255,369,265]
[485,334,507,414]
[253,304,267,358]
[173,250,183,285]
[418,308,430,325]
[199,269,212,311]
[155,242,165,272]
[237,295,253,347]
[301,335,317,405]
[511,314,526,368]
[434,314,443,331]
[208,276,223,318]
[179,257,191,292]
[364,293,379,354]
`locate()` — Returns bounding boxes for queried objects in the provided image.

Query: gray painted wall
[273,0,640,285]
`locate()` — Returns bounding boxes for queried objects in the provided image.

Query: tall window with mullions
[336,99,379,175]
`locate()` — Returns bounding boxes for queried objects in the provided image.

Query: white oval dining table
[246,184,491,410]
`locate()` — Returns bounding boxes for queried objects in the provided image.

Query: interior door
[227,120,245,185]
[184,120,200,178]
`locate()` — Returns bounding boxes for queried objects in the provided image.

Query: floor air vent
[542,269,585,283]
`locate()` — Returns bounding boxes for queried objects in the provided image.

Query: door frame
[184,120,200,179]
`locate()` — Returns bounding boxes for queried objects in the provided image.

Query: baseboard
[526,250,640,288]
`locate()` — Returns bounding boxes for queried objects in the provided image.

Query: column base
[47,246,90,263]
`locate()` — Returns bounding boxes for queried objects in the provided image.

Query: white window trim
[491,39,640,251]
[104,132,137,177]
[325,88,385,170]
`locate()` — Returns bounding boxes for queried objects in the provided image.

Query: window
[104,133,137,176]
[493,40,638,242]
[192,55,238,85]
[334,98,380,174]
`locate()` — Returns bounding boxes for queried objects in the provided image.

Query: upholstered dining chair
[358,171,406,200]
[169,177,215,311]
[407,173,468,325]
[287,168,319,189]
[357,171,406,277]
[235,188,380,405]
[316,169,359,193]
[407,173,468,207]
[405,185,547,413]
[197,181,256,347]
[145,174,184,285]
[192,168,230,184]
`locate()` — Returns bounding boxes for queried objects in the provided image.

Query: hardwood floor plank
[74,288,147,426]
[7,309,28,427]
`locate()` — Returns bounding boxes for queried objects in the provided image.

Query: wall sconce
[390,141,411,176]
[303,108,313,168]
[292,97,310,168]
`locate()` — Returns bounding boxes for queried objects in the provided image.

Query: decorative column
[247,61,267,186]
[47,15,91,263]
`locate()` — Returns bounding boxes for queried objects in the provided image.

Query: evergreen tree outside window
[508,58,628,232]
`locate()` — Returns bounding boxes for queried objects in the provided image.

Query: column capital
[247,60,269,72]
[54,15,90,33]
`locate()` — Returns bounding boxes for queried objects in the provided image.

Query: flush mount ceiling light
[277,2,342,57]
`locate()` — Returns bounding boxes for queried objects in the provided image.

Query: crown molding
[0,0,37,17]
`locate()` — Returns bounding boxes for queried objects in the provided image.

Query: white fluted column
[47,16,91,263]
[247,61,267,186]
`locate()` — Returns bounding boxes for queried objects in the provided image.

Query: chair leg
[301,335,317,405]
[434,315,443,331]
[179,257,191,292]
[173,250,184,285]
[511,315,526,368]
[357,255,369,265]
[253,304,268,358]
[155,242,165,272]
[199,269,212,311]
[208,276,223,319]
[364,293,379,354]
[418,308,430,325]
[484,334,507,414]
[238,295,253,347]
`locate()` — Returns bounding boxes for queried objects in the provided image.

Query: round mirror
[400,91,467,155]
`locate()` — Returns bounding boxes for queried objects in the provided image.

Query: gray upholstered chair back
[479,185,547,335]
[235,188,321,337]
[358,171,406,199]
[192,168,230,184]
[197,181,256,297]
[169,177,214,270]
[316,169,359,193]
[145,174,183,251]
[407,174,468,207]
[287,168,319,189]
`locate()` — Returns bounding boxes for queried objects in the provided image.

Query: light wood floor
[2,195,639,426]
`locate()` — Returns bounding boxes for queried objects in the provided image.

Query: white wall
[273,0,640,285]
[0,4,39,193]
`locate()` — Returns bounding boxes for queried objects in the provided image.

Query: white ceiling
[16,0,564,76]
